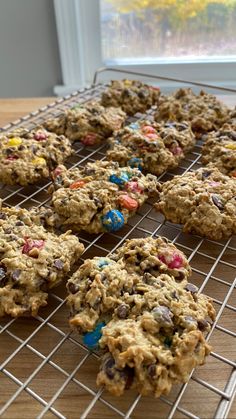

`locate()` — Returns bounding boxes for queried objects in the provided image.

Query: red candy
[171,146,182,156]
[53,166,63,179]
[145,133,159,141]
[6,155,19,161]
[82,133,97,146]
[118,194,138,210]
[142,125,157,135]
[69,180,86,189]
[125,181,143,194]
[22,238,45,257]
[34,132,47,141]
[159,252,184,269]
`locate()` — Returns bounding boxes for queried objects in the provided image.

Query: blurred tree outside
[100,0,236,61]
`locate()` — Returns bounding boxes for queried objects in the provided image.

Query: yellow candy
[8,137,22,147]
[124,80,132,86]
[225,143,236,150]
[32,157,46,165]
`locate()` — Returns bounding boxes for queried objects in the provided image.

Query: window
[100,0,236,63]
[53,0,236,95]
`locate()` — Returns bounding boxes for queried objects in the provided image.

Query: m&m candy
[82,132,98,146]
[118,194,138,210]
[7,137,22,147]
[83,322,105,350]
[101,209,124,232]
[69,180,86,189]
[128,157,143,171]
[109,172,129,186]
[97,258,112,269]
[129,122,140,130]
[32,157,46,166]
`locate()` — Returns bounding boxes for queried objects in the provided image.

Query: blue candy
[97,258,111,268]
[83,322,105,350]
[128,157,143,171]
[109,172,129,186]
[129,122,140,130]
[101,209,125,232]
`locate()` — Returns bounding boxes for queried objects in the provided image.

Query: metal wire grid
[0,78,235,419]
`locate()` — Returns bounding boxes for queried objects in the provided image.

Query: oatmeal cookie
[0,204,84,317]
[202,126,236,177]
[0,127,72,186]
[106,120,195,175]
[49,161,159,234]
[43,101,126,145]
[101,79,160,115]
[155,167,236,240]
[67,237,215,397]
[154,88,230,135]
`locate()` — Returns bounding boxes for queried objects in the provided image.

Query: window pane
[100,0,236,63]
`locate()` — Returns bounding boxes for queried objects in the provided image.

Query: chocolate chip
[15,221,24,226]
[198,319,209,331]
[117,303,129,319]
[176,271,186,282]
[164,336,172,347]
[0,213,7,220]
[4,228,11,234]
[185,283,199,294]
[122,88,132,97]
[147,364,156,378]
[202,170,212,180]
[164,122,176,129]
[124,367,134,389]
[104,356,116,379]
[0,266,7,287]
[212,194,224,211]
[12,269,21,281]
[83,167,96,176]
[172,290,179,300]
[68,282,79,294]
[93,197,102,207]
[152,306,173,326]
[177,122,189,131]
[53,259,64,270]
[229,131,236,141]
[30,145,38,154]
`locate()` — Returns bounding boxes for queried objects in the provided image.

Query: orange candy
[118,194,138,210]
[142,125,157,135]
[69,180,86,189]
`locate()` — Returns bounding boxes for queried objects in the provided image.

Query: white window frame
[53,0,236,95]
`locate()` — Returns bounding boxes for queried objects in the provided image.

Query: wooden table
[0,97,235,419]
[0,98,54,128]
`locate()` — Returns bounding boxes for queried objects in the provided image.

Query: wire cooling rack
[0,70,235,419]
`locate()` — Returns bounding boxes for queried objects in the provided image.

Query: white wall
[0,0,62,97]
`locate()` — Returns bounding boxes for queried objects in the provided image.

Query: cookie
[43,101,126,145]
[101,79,160,115]
[202,126,236,177]
[155,167,236,240]
[67,237,215,397]
[49,161,159,234]
[0,204,84,317]
[106,120,195,175]
[226,110,236,129]
[0,127,72,186]
[154,88,230,136]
